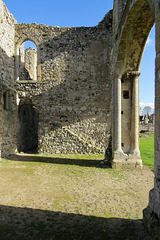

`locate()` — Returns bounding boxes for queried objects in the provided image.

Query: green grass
[37,138,155,170]
[0,144,154,239]
[139,134,154,169]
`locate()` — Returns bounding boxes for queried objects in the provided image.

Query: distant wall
[15,11,113,154]
[140,123,154,133]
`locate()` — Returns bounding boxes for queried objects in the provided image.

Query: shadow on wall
[0,205,154,240]
[0,46,17,157]
[19,61,32,80]
[17,33,111,125]
[0,43,37,156]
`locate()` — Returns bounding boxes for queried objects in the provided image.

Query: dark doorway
[18,104,39,153]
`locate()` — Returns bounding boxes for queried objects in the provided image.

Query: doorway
[18,104,39,153]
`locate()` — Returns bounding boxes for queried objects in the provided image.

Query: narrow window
[123,91,129,99]
[3,91,11,110]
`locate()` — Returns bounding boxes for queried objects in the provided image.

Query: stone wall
[19,43,32,80]
[0,0,17,157]
[139,120,154,134]
[19,46,37,80]
[0,0,159,238]
[15,11,113,154]
[25,47,37,80]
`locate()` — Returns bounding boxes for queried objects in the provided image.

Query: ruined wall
[15,11,113,154]
[19,46,37,80]
[19,43,32,80]
[25,47,37,80]
[0,0,17,156]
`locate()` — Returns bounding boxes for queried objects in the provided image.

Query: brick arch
[114,0,155,76]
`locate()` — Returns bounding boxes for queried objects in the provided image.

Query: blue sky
[139,26,155,106]
[3,0,113,27]
[3,0,155,105]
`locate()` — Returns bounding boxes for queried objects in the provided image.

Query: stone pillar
[113,76,122,153]
[112,71,142,170]
[112,75,127,169]
[131,71,141,157]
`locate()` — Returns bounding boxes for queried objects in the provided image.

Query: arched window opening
[19,40,37,81]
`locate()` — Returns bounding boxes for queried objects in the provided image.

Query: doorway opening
[18,104,39,153]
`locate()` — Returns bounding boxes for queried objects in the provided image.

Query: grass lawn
[139,134,154,169]
[0,152,154,240]
[0,137,155,239]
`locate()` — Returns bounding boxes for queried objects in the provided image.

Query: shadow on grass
[8,154,109,169]
[0,205,154,240]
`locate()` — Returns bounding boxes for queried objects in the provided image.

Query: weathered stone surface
[0,1,160,238]
[15,12,113,154]
[112,1,160,239]
[0,0,17,157]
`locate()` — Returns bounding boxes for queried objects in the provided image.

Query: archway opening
[139,25,155,114]
[19,40,37,81]
[112,0,155,170]
[18,104,39,153]
[139,25,155,169]
[112,0,157,235]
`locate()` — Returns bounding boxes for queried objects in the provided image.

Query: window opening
[3,91,11,110]
[123,91,129,99]
[19,40,37,81]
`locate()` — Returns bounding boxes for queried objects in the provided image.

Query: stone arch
[115,0,155,76]
[112,0,155,170]
[113,0,160,237]
[15,37,41,82]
